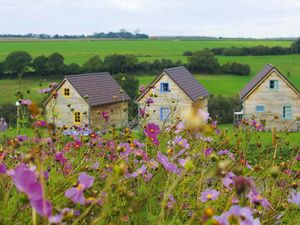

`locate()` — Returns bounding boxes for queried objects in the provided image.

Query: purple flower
[65,172,94,205]
[218,150,229,156]
[222,172,236,191]
[9,164,52,217]
[139,108,146,117]
[247,189,271,209]
[148,159,159,169]
[101,111,110,121]
[214,205,260,225]
[146,97,154,105]
[204,148,213,156]
[20,99,32,105]
[252,120,264,131]
[172,136,189,149]
[139,85,146,93]
[167,194,176,209]
[199,189,220,202]
[288,190,300,207]
[144,123,160,145]
[157,152,180,174]
[16,135,28,143]
[0,163,7,174]
[175,122,185,134]
[38,88,52,94]
[35,120,47,127]
[296,155,300,161]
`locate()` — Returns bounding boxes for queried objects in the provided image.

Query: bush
[187,49,220,73]
[291,38,300,53]
[221,62,251,76]
[182,51,193,56]
[0,103,17,126]
[208,95,242,123]
[4,51,32,75]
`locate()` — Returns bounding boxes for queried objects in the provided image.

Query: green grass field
[0,39,293,64]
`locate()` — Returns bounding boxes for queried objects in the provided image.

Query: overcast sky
[0,0,299,38]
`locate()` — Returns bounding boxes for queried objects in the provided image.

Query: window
[74,111,81,124]
[283,106,292,119]
[269,80,278,89]
[160,82,169,93]
[64,88,70,97]
[255,105,265,113]
[160,107,170,121]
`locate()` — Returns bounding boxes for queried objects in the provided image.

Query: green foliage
[64,63,81,75]
[208,95,242,123]
[104,54,138,74]
[4,51,32,74]
[221,62,251,76]
[187,49,220,73]
[291,38,300,53]
[32,55,48,75]
[47,52,65,75]
[82,55,104,73]
[0,103,16,125]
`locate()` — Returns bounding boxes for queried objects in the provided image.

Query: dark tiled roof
[65,72,130,106]
[163,66,210,101]
[239,64,274,100]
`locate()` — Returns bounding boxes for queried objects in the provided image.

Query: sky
[0,0,300,38]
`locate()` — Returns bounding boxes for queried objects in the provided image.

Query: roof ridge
[163,66,186,71]
[64,72,110,78]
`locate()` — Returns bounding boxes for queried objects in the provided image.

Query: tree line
[184,38,300,56]
[0,30,148,39]
[0,50,251,78]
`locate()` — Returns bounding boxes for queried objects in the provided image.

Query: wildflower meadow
[0,83,300,225]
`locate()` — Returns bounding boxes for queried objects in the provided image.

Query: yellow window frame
[74,111,81,124]
[63,88,70,97]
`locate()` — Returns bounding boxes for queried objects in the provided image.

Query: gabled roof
[240,64,300,100]
[45,72,131,107]
[137,66,210,102]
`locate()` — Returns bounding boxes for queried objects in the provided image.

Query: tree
[104,54,138,74]
[291,38,300,53]
[0,62,4,76]
[47,52,64,75]
[64,63,81,75]
[82,55,103,73]
[187,49,220,73]
[4,51,32,75]
[32,55,48,75]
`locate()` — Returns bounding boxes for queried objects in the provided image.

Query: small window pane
[256,105,265,112]
[160,107,170,121]
[269,80,278,89]
[160,83,169,93]
[74,112,81,123]
[283,106,292,119]
[64,88,70,96]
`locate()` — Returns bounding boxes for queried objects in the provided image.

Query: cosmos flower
[35,120,47,127]
[167,194,176,209]
[146,97,154,105]
[218,150,229,156]
[157,151,180,174]
[204,148,213,157]
[9,164,52,217]
[172,136,190,149]
[101,111,110,121]
[251,120,263,131]
[65,172,94,205]
[174,122,185,134]
[199,189,220,202]
[222,172,236,191]
[38,88,52,94]
[247,189,271,209]
[139,108,146,117]
[16,135,28,143]
[296,155,300,161]
[73,140,83,149]
[20,99,32,105]
[144,123,160,145]
[214,205,260,225]
[288,190,300,207]
[139,85,146,93]
[0,163,7,174]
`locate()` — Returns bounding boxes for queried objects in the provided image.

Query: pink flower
[65,172,94,205]
[139,108,146,117]
[35,120,47,127]
[144,123,160,145]
[139,85,146,93]
[101,111,110,121]
[146,97,154,105]
[157,152,180,174]
[20,99,32,105]
[199,189,220,202]
[247,189,271,209]
[204,148,213,156]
